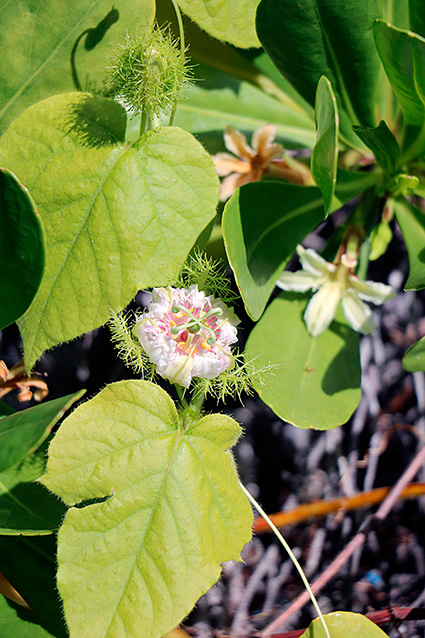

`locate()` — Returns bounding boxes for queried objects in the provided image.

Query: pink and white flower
[133,285,239,388]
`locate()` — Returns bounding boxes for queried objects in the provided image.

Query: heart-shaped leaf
[176,0,261,48]
[300,611,389,637]
[0,390,84,473]
[0,168,45,329]
[256,0,381,148]
[393,196,425,289]
[41,380,253,638]
[0,93,219,370]
[0,0,154,130]
[311,76,339,217]
[245,293,361,429]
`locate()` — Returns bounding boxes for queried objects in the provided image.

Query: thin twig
[260,444,425,636]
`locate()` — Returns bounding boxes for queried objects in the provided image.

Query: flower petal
[296,245,335,276]
[224,126,255,160]
[276,270,322,292]
[212,153,252,176]
[252,124,283,162]
[341,290,375,334]
[304,283,341,337]
[348,276,395,305]
[219,172,252,201]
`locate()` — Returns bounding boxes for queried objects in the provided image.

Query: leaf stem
[174,384,189,409]
[239,482,330,638]
[168,0,185,126]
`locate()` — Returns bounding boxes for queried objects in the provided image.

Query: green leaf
[222,170,378,322]
[403,335,425,371]
[256,0,381,147]
[0,168,45,330]
[177,0,260,48]
[374,21,425,161]
[0,444,66,535]
[172,64,316,149]
[409,0,425,37]
[393,196,425,289]
[353,120,400,174]
[0,390,84,473]
[245,293,361,429]
[41,380,253,638]
[0,0,155,130]
[300,611,389,637]
[0,595,56,638]
[311,76,339,217]
[0,93,219,370]
[223,182,325,321]
[0,535,67,637]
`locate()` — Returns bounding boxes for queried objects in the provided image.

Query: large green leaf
[300,611,389,637]
[41,380,253,638]
[172,64,316,149]
[0,168,45,329]
[311,76,339,217]
[0,535,67,637]
[0,93,219,370]
[177,0,260,48]
[0,444,65,535]
[0,390,84,473]
[245,293,361,429]
[256,0,381,147]
[222,171,378,321]
[393,196,425,289]
[223,182,324,321]
[353,120,400,174]
[374,21,425,161]
[0,0,154,131]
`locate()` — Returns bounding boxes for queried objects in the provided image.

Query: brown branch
[252,483,425,534]
[260,444,425,637]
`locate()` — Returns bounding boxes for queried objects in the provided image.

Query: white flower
[276,246,395,337]
[133,285,239,388]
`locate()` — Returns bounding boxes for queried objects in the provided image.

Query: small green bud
[106,24,192,119]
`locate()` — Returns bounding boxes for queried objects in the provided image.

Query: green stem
[174,384,189,409]
[139,108,148,137]
[239,482,331,638]
[168,0,185,126]
[190,388,205,414]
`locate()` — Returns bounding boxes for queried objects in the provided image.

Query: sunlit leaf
[300,611,389,637]
[41,380,252,638]
[0,93,219,370]
[177,0,261,48]
[0,0,154,130]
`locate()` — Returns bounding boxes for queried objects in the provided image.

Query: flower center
[169,304,223,346]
